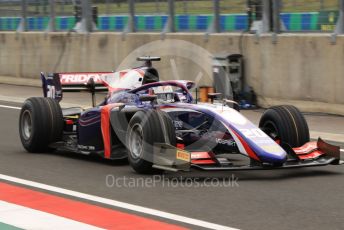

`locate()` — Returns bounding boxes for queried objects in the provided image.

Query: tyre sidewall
[19,97,63,153]
[126,110,175,174]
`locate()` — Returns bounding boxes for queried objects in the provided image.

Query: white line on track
[0,104,21,110]
[0,174,238,230]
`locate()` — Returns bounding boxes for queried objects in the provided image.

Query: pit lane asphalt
[0,101,344,230]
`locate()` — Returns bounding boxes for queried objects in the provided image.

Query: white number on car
[239,128,267,139]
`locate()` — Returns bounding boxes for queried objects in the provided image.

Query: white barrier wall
[0,32,344,114]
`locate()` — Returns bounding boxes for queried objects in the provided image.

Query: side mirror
[224,99,240,112]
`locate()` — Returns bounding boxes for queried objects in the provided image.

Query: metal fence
[0,0,343,34]
[280,0,340,32]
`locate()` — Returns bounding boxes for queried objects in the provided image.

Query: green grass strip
[0,222,22,230]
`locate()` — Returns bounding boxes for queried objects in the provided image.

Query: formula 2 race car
[19,57,343,174]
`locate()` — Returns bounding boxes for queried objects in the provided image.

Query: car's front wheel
[126,110,176,174]
[259,105,310,147]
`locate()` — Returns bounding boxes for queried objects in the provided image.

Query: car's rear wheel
[19,97,63,152]
[126,110,176,174]
[259,105,310,147]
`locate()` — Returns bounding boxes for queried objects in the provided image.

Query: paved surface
[0,84,344,230]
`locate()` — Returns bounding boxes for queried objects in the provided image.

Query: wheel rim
[21,110,32,140]
[129,124,144,159]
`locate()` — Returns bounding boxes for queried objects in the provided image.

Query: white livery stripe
[221,122,248,156]
[0,201,104,230]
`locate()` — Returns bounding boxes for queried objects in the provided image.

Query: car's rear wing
[40,56,162,106]
[40,72,112,106]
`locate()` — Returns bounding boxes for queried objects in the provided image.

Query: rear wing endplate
[41,72,112,105]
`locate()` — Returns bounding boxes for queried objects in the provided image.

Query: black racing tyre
[259,105,310,147]
[19,97,64,152]
[126,110,176,174]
